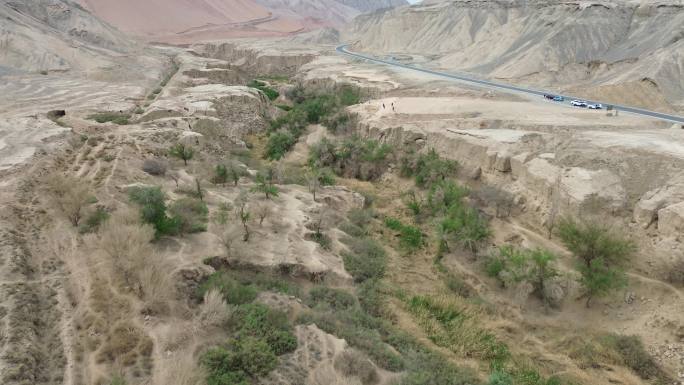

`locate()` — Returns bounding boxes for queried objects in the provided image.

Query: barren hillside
[0,0,151,74]
[345,0,684,112]
[75,0,407,42]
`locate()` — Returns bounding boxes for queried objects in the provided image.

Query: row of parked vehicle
[543,94,603,109]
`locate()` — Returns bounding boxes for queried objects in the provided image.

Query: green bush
[197,272,258,305]
[168,198,208,233]
[309,287,357,310]
[606,334,666,380]
[202,337,276,381]
[342,237,387,283]
[438,204,489,254]
[168,143,194,165]
[235,304,297,355]
[128,186,179,236]
[79,206,109,234]
[488,370,513,385]
[248,80,280,101]
[427,180,469,214]
[400,225,424,251]
[88,112,131,125]
[309,137,392,181]
[212,164,228,185]
[557,218,635,306]
[402,149,458,189]
[252,171,279,199]
[384,217,403,231]
[265,131,296,160]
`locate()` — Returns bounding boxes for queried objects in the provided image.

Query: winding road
[336,44,684,124]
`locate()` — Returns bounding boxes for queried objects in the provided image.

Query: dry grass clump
[96,321,153,369]
[334,350,379,385]
[668,257,684,286]
[142,159,167,176]
[196,289,232,329]
[154,352,205,385]
[312,365,363,385]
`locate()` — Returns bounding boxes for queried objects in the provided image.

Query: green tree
[438,205,489,254]
[213,164,228,185]
[169,143,194,165]
[128,186,178,235]
[252,172,279,199]
[229,164,242,186]
[558,218,636,307]
[236,203,251,242]
[265,131,296,160]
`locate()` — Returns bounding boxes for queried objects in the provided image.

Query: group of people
[381,102,396,112]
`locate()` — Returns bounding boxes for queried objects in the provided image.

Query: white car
[587,103,603,109]
[570,100,588,107]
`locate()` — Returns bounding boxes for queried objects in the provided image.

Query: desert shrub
[252,171,279,199]
[334,350,378,385]
[427,180,469,214]
[265,131,296,160]
[168,198,208,233]
[668,258,684,286]
[384,217,403,231]
[339,221,366,237]
[341,237,387,283]
[168,143,195,165]
[605,334,667,380]
[401,149,458,189]
[234,304,298,355]
[438,204,489,254]
[45,174,91,226]
[128,186,179,236]
[474,186,515,218]
[557,218,635,306]
[248,80,279,101]
[309,137,392,181]
[109,375,127,385]
[197,272,258,305]
[201,302,297,384]
[88,112,131,125]
[323,111,358,134]
[488,370,513,385]
[198,289,232,328]
[142,159,167,176]
[309,287,357,310]
[202,338,276,383]
[212,164,228,185]
[97,321,153,366]
[347,208,375,229]
[406,295,510,363]
[384,217,424,251]
[444,274,472,298]
[79,206,110,234]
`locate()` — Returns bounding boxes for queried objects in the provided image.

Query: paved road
[336,44,684,124]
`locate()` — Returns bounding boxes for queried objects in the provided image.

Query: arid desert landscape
[0,1,683,385]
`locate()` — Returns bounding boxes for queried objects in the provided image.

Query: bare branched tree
[46,174,91,226]
[254,202,272,226]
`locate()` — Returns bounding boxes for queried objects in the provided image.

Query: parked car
[553,95,564,102]
[587,103,603,109]
[571,100,588,107]
[544,94,555,100]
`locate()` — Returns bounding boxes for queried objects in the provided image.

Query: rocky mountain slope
[0,0,152,74]
[345,0,684,112]
[75,0,407,43]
